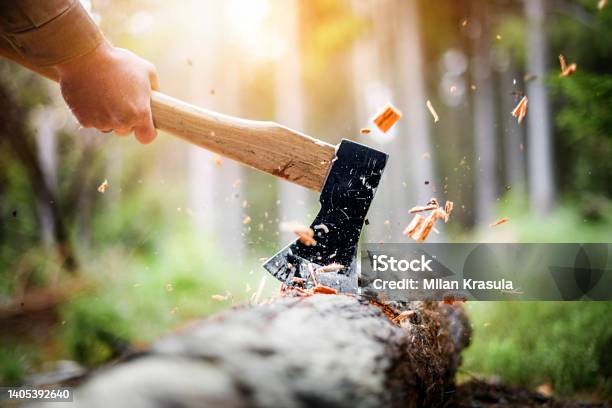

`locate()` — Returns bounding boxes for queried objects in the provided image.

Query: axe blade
[263,139,388,293]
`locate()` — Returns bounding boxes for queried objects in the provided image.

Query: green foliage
[476,193,612,243]
[549,73,612,196]
[463,302,612,398]
[61,298,131,367]
[0,347,31,386]
[463,197,612,399]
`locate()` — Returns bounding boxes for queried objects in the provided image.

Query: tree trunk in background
[351,0,417,243]
[501,65,526,193]
[275,0,315,243]
[187,0,244,259]
[394,0,437,241]
[524,0,555,214]
[470,0,497,225]
[34,108,59,248]
[0,82,75,270]
[394,0,435,208]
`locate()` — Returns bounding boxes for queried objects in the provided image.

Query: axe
[151,93,388,293]
[7,57,388,293]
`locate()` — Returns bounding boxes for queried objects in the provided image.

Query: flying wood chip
[511,96,528,124]
[489,217,510,227]
[97,179,109,193]
[280,221,317,246]
[404,199,454,242]
[211,294,229,301]
[559,54,577,77]
[426,100,439,123]
[372,103,402,133]
[403,214,425,237]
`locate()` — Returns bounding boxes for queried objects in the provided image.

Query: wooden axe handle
[151,92,335,192]
[2,51,336,192]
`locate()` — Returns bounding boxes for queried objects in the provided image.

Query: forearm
[0,0,104,68]
[0,0,159,144]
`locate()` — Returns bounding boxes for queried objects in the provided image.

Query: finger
[134,109,156,144]
[113,128,132,136]
[149,66,160,91]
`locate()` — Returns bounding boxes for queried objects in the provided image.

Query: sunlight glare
[226,0,285,60]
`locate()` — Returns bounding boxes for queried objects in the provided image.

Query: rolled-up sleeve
[0,0,105,67]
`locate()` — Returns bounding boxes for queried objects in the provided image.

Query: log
[52,294,470,408]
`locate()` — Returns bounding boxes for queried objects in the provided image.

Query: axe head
[263,139,388,293]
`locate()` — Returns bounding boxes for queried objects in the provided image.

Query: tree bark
[60,295,470,408]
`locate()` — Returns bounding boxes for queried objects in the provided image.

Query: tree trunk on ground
[56,295,470,408]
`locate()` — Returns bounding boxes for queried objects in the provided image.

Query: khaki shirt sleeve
[0,0,105,67]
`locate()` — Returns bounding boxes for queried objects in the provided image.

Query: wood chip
[392,310,415,323]
[511,96,528,124]
[280,221,317,246]
[360,127,372,135]
[211,294,228,301]
[242,215,252,225]
[317,263,345,273]
[426,100,439,123]
[403,214,425,237]
[408,204,439,214]
[523,73,537,82]
[411,210,440,241]
[598,0,607,10]
[489,217,510,227]
[427,197,439,207]
[312,285,338,295]
[559,54,577,77]
[443,294,466,305]
[97,179,109,193]
[372,103,402,133]
[444,201,454,219]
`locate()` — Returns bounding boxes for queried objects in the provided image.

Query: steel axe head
[263,139,388,293]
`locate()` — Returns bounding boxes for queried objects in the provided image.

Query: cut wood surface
[47,294,470,408]
[151,92,336,191]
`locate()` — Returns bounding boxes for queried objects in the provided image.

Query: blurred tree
[547,0,612,200]
[524,0,556,214]
[470,0,499,225]
[0,68,77,274]
[276,0,316,240]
